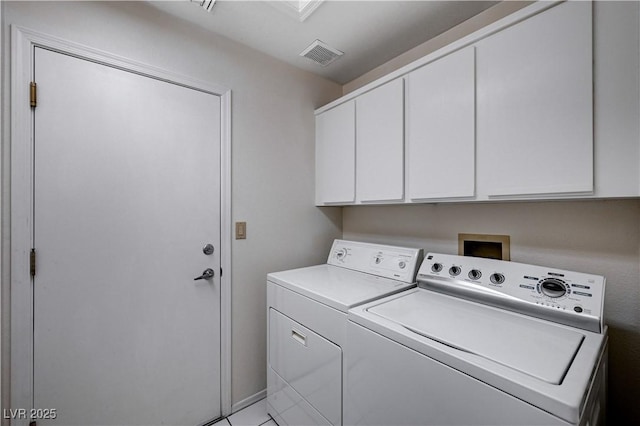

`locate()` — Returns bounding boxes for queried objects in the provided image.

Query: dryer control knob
[449,266,461,276]
[335,248,347,260]
[431,263,443,273]
[540,278,567,298]
[398,260,407,269]
[490,273,505,284]
[468,269,482,280]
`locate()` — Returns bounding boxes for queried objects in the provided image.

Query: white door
[33,47,222,426]
[406,47,475,200]
[315,100,355,205]
[475,1,592,197]
[356,79,404,203]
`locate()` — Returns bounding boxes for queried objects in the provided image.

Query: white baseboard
[231,388,267,414]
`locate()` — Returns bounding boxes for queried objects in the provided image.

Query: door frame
[9,25,233,421]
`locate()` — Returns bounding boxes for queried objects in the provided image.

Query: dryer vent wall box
[459,233,510,260]
[266,240,423,426]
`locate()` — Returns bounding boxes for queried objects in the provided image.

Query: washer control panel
[418,253,605,333]
[328,240,423,283]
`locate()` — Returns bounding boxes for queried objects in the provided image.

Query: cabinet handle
[291,329,307,346]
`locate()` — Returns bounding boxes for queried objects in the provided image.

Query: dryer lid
[367,290,584,385]
[268,265,415,312]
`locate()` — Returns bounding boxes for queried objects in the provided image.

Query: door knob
[194,268,215,281]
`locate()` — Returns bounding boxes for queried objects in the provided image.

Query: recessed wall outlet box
[458,233,510,260]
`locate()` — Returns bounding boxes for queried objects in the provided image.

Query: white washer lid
[268,265,415,313]
[367,290,584,384]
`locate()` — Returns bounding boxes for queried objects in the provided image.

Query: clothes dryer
[267,240,423,426]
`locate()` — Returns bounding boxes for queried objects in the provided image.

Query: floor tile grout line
[226,397,270,426]
[227,416,271,426]
[209,417,231,426]
[258,414,275,426]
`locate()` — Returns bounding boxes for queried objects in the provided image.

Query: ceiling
[148,1,498,85]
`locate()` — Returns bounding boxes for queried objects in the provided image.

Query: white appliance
[267,240,423,426]
[346,253,607,426]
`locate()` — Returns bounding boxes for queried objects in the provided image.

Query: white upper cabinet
[315,1,639,205]
[476,1,593,197]
[591,0,640,197]
[356,79,404,202]
[315,100,355,204]
[406,47,476,200]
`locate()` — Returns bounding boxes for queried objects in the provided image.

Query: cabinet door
[406,47,475,200]
[356,79,404,202]
[315,100,355,204]
[476,1,593,197]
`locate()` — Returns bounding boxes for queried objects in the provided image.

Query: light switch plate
[235,222,247,240]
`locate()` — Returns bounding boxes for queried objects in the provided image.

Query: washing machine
[346,253,607,426]
[267,240,423,426]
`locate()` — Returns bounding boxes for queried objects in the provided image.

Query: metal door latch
[194,268,215,281]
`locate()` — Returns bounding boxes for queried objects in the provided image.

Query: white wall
[343,200,640,422]
[0,0,342,414]
[343,1,534,94]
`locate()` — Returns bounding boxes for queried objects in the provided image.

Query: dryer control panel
[328,240,423,283]
[417,253,605,333]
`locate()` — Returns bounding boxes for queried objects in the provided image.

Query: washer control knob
[431,263,443,273]
[335,248,347,260]
[374,256,382,264]
[540,278,567,298]
[449,266,461,276]
[398,260,407,269]
[468,269,482,280]
[490,273,505,284]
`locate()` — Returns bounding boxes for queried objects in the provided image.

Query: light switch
[235,222,247,240]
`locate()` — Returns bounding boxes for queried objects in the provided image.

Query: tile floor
[212,398,275,426]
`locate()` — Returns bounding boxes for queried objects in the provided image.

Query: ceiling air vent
[300,40,344,67]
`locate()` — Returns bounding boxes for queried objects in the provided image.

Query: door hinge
[30,82,37,108]
[30,248,36,277]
